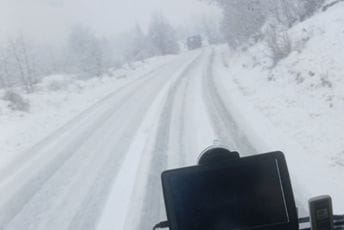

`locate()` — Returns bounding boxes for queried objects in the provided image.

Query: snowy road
[0,48,292,230]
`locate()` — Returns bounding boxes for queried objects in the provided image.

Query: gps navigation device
[161,151,298,230]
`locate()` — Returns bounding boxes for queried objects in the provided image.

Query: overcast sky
[0,0,221,43]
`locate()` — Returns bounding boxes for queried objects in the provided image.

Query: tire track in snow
[202,49,256,154]
[0,55,193,230]
[0,85,137,229]
[175,74,192,167]
[137,52,205,230]
[64,56,194,230]
[0,60,172,181]
[95,63,178,230]
[64,59,192,230]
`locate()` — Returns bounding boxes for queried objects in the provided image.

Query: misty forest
[0,0,324,94]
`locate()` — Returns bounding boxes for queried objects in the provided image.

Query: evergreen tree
[148,13,180,55]
[126,23,153,62]
[68,25,106,77]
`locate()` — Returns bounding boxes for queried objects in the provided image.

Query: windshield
[0,0,343,229]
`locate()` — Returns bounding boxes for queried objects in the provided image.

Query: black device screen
[163,157,289,230]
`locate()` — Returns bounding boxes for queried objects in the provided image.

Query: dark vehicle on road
[187,35,202,50]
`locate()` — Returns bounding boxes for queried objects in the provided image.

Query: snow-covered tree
[262,0,324,26]
[202,15,225,45]
[125,24,154,63]
[262,17,292,66]
[68,25,106,78]
[8,36,36,93]
[214,0,265,46]
[0,45,10,88]
[297,0,325,21]
[0,35,52,90]
[148,13,180,55]
[206,0,324,47]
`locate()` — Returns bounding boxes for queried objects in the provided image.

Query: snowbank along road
[0,47,303,230]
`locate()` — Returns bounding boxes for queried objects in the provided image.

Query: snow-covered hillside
[218,1,344,212]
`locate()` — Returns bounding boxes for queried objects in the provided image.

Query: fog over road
[0,48,280,230]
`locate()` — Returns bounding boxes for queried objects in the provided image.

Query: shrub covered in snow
[40,75,74,91]
[263,19,292,66]
[2,90,30,112]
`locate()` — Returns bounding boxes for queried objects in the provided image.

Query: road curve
[0,47,272,230]
[0,51,201,230]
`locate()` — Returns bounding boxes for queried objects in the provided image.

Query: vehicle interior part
[161,151,298,230]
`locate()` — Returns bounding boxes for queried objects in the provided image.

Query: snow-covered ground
[0,50,213,230]
[215,1,344,213]
[0,56,174,170]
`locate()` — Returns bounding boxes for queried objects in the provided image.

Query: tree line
[0,13,180,92]
[201,0,324,66]
[209,0,324,47]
